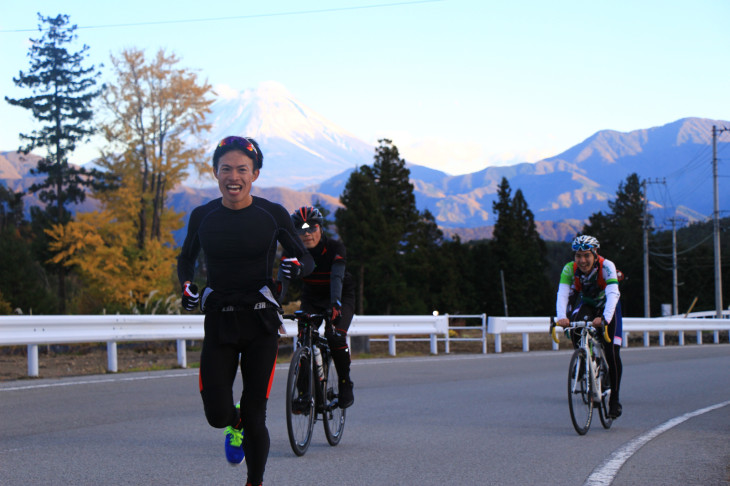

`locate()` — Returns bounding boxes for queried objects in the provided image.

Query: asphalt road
[1,344,728,485]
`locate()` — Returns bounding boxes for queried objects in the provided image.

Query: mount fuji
[198,82,375,189]
[3,80,729,243]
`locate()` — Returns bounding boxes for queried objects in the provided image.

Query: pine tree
[583,173,646,316]
[337,139,449,314]
[5,13,104,312]
[491,178,552,315]
[336,166,385,314]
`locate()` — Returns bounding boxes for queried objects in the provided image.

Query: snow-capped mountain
[201,82,375,188]
[3,76,728,243]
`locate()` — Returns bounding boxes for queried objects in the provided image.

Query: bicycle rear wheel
[322,353,346,446]
[568,348,593,435]
[597,358,613,429]
[286,346,315,456]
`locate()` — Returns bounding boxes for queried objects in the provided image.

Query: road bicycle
[283,310,346,456]
[551,317,613,435]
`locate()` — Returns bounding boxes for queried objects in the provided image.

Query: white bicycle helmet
[571,235,600,252]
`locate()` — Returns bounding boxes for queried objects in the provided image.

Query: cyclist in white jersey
[556,235,624,419]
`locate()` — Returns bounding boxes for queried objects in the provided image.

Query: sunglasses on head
[572,242,595,251]
[297,222,319,235]
[217,136,257,156]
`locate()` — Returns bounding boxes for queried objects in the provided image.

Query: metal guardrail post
[430,334,437,355]
[481,314,487,354]
[388,335,396,356]
[177,339,187,368]
[28,344,39,377]
[440,314,451,354]
[107,341,118,372]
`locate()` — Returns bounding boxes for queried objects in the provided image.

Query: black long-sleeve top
[177,196,314,294]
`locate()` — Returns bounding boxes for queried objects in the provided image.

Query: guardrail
[0,314,449,377]
[3,314,728,377]
[487,316,730,353]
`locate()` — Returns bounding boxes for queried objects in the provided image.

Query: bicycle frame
[284,310,346,455]
[299,313,336,410]
[571,323,604,403]
[552,317,613,435]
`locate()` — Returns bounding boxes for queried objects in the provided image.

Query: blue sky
[1,0,729,175]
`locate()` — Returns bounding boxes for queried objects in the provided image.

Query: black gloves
[329,300,342,325]
[279,257,302,280]
[181,281,199,311]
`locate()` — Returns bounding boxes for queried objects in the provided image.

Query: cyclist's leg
[199,313,242,429]
[602,301,623,417]
[326,301,354,407]
[326,302,353,380]
[238,308,279,485]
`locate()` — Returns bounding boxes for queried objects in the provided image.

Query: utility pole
[500,269,509,317]
[641,180,650,317]
[668,217,686,316]
[712,126,728,318]
[643,178,666,317]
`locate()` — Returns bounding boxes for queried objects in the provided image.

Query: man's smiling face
[215,150,259,210]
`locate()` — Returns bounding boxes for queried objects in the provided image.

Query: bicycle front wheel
[322,353,346,446]
[568,348,593,435]
[286,346,315,456]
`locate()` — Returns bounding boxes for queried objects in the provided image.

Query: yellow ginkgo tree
[45,46,213,313]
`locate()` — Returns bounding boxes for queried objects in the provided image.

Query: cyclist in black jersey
[285,206,356,408]
[177,136,313,486]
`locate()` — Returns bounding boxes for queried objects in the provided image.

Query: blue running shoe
[224,403,244,466]
[224,426,244,465]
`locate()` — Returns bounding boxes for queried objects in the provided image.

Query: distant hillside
[442,219,585,243]
[310,117,730,229]
[4,111,728,244]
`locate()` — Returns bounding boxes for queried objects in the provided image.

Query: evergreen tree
[0,192,57,314]
[0,185,24,232]
[336,166,385,314]
[5,13,103,312]
[369,140,420,314]
[400,209,449,314]
[491,178,552,315]
[583,173,646,316]
[336,139,432,314]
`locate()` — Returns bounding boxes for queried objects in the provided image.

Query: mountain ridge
[2,82,728,243]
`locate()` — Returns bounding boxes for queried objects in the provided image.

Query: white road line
[0,354,515,391]
[0,371,199,391]
[583,400,730,486]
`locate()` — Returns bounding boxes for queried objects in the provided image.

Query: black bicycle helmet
[291,206,324,233]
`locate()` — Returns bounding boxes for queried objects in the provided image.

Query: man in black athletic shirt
[177,136,313,486]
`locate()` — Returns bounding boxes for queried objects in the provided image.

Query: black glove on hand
[279,257,302,280]
[181,281,199,311]
[329,300,342,325]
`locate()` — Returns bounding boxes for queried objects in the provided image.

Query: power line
[0,0,443,33]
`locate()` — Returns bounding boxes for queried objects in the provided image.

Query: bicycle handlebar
[550,317,610,344]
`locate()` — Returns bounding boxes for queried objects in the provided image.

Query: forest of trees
[1,14,728,318]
